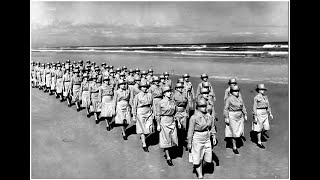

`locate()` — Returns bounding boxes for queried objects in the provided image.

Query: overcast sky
[31,1,288,48]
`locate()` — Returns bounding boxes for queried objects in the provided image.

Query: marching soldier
[62,67,72,106]
[79,73,91,116]
[156,86,178,166]
[114,79,132,140]
[146,69,154,83]
[49,63,57,95]
[126,69,135,83]
[183,73,195,112]
[31,62,36,88]
[159,75,166,88]
[132,81,154,152]
[223,85,247,154]
[140,70,148,84]
[172,82,189,151]
[252,84,273,149]
[163,72,172,88]
[196,73,214,98]
[55,64,64,100]
[148,76,163,133]
[187,99,216,179]
[70,69,82,111]
[88,75,100,122]
[99,76,116,129]
[134,68,140,79]
[224,78,243,102]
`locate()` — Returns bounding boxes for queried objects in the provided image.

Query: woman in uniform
[223,85,247,154]
[79,73,91,116]
[49,64,57,95]
[172,82,189,151]
[146,69,154,83]
[132,81,153,152]
[39,63,46,91]
[134,68,140,79]
[62,67,72,106]
[126,69,135,83]
[224,78,243,102]
[99,76,116,129]
[31,62,36,88]
[95,67,103,88]
[196,73,214,98]
[114,79,132,140]
[55,64,64,101]
[44,63,51,93]
[156,86,177,166]
[148,76,163,134]
[197,88,215,117]
[252,84,273,149]
[88,75,100,122]
[183,73,195,112]
[159,75,165,88]
[130,76,141,102]
[34,62,41,88]
[187,99,216,179]
[70,69,82,111]
[163,72,172,88]
[140,70,148,84]
[108,69,117,89]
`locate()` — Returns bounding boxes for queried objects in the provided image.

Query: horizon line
[32,41,288,49]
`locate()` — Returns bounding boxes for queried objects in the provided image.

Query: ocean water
[31,48,288,84]
[32,42,288,58]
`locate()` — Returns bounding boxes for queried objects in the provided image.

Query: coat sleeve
[132,93,138,117]
[155,100,161,123]
[223,97,231,118]
[266,96,272,114]
[196,83,201,97]
[223,88,229,102]
[98,87,102,102]
[252,95,258,116]
[187,115,196,145]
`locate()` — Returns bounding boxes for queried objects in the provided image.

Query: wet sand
[31,75,288,178]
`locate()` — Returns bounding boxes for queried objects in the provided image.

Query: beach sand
[31,64,288,178]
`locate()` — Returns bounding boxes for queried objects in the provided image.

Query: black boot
[143,146,149,152]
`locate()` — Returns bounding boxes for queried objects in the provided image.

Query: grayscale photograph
[31,0,289,179]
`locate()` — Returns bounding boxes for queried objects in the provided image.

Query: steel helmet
[182,73,190,78]
[175,82,184,88]
[153,76,160,82]
[256,84,267,91]
[201,73,208,79]
[228,78,237,85]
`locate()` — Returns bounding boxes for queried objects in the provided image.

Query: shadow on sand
[249,130,268,144]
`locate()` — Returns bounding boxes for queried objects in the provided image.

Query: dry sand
[31,75,288,178]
